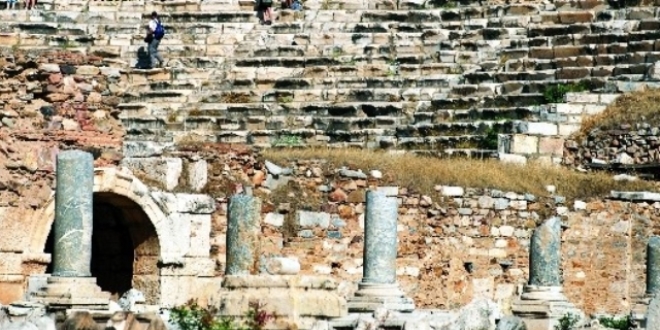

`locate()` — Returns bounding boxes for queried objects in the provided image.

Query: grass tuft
[577,88,660,140]
[262,148,657,201]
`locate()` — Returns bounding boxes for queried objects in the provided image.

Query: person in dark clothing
[256,0,273,25]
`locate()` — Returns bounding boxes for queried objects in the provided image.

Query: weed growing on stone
[598,315,633,330]
[272,135,304,147]
[554,313,580,330]
[261,148,657,201]
[542,82,588,103]
[169,299,274,330]
[276,95,294,103]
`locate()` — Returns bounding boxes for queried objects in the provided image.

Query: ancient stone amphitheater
[2,0,660,329]
[3,0,649,157]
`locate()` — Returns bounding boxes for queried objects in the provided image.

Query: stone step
[414,106,540,123]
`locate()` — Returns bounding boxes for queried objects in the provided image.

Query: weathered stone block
[160,258,215,277]
[186,214,211,258]
[0,253,23,274]
[538,137,564,156]
[187,160,208,192]
[121,158,183,191]
[526,123,558,136]
[297,211,331,228]
[511,135,539,155]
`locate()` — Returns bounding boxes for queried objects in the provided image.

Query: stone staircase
[2,0,660,155]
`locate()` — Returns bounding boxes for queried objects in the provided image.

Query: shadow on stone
[135,46,151,69]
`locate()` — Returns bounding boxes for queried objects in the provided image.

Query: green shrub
[543,82,588,103]
[598,315,633,330]
[169,300,274,330]
[554,313,580,330]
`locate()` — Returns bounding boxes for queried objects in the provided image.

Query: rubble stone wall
[0,52,125,303]
[125,147,660,315]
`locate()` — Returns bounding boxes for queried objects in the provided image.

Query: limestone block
[123,141,173,158]
[511,135,538,155]
[538,137,564,156]
[297,211,331,228]
[264,213,285,227]
[555,104,584,115]
[187,160,208,192]
[175,194,216,214]
[186,214,212,257]
[558,124,580,136]
[219,276,347,323]
[160,258,216,277]
[160,213,191,259]
[121,157,182,191]
[159,276,195,308]
[439,186,464,197]
[0,275,25,304]
[0,253,23,274]
[525,123,558,136]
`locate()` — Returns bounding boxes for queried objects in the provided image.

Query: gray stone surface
[529,217,561,287]
[297,211,331,228]
[225,195,262,275]
[53,150,94,278]
[647,295,660,330]
[648,236,660,295]
[363,190,398,285]
[496,316,527,330]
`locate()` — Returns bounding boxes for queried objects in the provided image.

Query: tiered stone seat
[3,0,660,153]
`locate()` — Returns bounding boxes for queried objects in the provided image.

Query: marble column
[53,150,94,277]
[348,190,414,312]
[31,150,110,309]
[528,216,561,287]
[513,217,583,330]
[647,236,660,296]
[362,190,398,284]
[225,195,262,275]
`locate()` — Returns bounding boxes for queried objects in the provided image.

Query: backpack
[261,0,273,5]
[154,20,166,40]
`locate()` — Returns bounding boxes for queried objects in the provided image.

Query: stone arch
[28,167,182,301]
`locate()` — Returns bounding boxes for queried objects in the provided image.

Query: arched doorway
[43,192,161,304]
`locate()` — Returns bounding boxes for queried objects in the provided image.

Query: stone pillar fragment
[648,236,660,296]
[632,236,660,327]
[53,150,94,277]
[512,217,583,330]
[347,190,414,313]
[225,195,262,275]
[362,190,398,285]
[528,216,561,287]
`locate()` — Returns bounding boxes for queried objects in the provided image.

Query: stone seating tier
[1,1,658,153]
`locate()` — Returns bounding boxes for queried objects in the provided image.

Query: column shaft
[528,217,561,287]
[225,195,261,275]
[362,190,398,284]
[53,150,94,277]
[647,236,660,295]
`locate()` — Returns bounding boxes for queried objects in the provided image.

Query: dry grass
[577,89,660,140]
[262,148,657,201]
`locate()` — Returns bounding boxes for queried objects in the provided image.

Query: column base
[29,276,110,310]
[347,282,415,313]
[630,293,655,329]
[512,286,583,330]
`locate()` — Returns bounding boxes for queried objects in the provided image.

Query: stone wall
[0,51,125,303]
[122,146,660,315]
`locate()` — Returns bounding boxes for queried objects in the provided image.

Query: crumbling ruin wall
[0,51,124,303]
[124,145,657,315]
